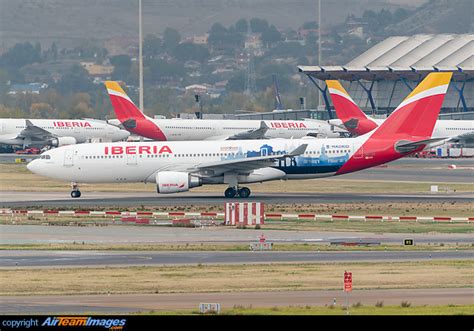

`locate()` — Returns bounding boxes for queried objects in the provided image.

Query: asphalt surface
[1,156,473,207]
[1,250,472,268]
[2,288,473,314]
[1,191,473,208]
[1,225,473,245]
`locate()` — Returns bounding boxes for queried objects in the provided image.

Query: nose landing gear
[70,182,81,198]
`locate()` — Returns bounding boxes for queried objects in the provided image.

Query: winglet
[288,144,308,157]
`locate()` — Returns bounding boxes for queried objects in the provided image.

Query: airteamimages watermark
[1,317,127,330]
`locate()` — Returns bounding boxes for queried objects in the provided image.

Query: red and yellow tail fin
[372,72,452,139]
[104,81,167,141]
[336,72,452,175]
[326,80,377,135]
[104,81,146,122]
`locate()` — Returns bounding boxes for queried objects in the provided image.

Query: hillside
[0,0,422,48]
[385,0,473,34]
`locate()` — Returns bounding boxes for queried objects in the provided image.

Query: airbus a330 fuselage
[104,81,340,141]
[27,72,453,198]
[0,118,130,147]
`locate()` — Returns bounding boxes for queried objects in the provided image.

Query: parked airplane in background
[0,118,130,148]
[326,79,474,147]
[104,81,340,141]
[28,73,452,198]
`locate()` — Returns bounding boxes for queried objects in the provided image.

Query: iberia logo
[104,145,172,155]
[53,121,92,127]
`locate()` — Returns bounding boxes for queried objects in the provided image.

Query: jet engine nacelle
[238,167,286,183]
[50,136,77,147]
[156,171,202,194]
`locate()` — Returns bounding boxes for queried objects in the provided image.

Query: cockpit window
[40,155,51,160]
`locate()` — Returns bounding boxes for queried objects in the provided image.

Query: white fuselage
[28,138,363,184]
[371,118,473,141]
[151,118,339,140]
[0,118,130,146]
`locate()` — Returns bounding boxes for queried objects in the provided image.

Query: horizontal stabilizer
[226,121,269,140]
[395,137,447,153]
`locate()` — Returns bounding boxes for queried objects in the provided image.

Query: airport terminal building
[297,34,473,120]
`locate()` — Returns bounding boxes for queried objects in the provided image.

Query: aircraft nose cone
[27,159,40,174]
[119,130,130,140]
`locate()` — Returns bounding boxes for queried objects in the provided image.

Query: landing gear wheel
[224,187,237,198]
[71,190,81,198]
[238,187,251,198]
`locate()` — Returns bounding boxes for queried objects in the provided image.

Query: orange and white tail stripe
[393,72,452,113]
[326,80,358,106]
[104,81,135,105]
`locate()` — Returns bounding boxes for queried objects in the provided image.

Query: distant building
[81,62,114,77]
[185,84,209,94]
[104,36,137,57]
[297,28,318,39]
[8,83,47,95]
[345,15,366,39]
[192,34,208,45]
[245,35,263,49]
[298,34,474,115]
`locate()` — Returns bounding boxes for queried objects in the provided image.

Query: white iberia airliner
[326,80,474,147]
[0,118,130,148]
[104,81,340,140]
[28,73,452,198]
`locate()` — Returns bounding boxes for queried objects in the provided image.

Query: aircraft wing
[18,120,55,140]
[185,144,308,177]
[225,121,269,140]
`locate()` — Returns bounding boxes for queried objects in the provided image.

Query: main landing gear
[70,182,81,198]
[224,186,251,199]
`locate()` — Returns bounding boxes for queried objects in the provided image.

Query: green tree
[208,23,244,50]
[208,23,228,48]
[227,71,246,92]
[302,21,318,29]
[147,59,184,83]
[163,28,181,52]
[261,25,282,47]
[55,64,94,94]
[109,55,131,80]
[0,42,42,68]
[173,43,210,63]
[250,18,269,33]
[0,68,9,96]
[235,18,248,33]
[144,34,162,59]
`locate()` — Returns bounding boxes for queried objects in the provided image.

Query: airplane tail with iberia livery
[336,72,452,175]
[325,80,379,136]
[104,81,167,141]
